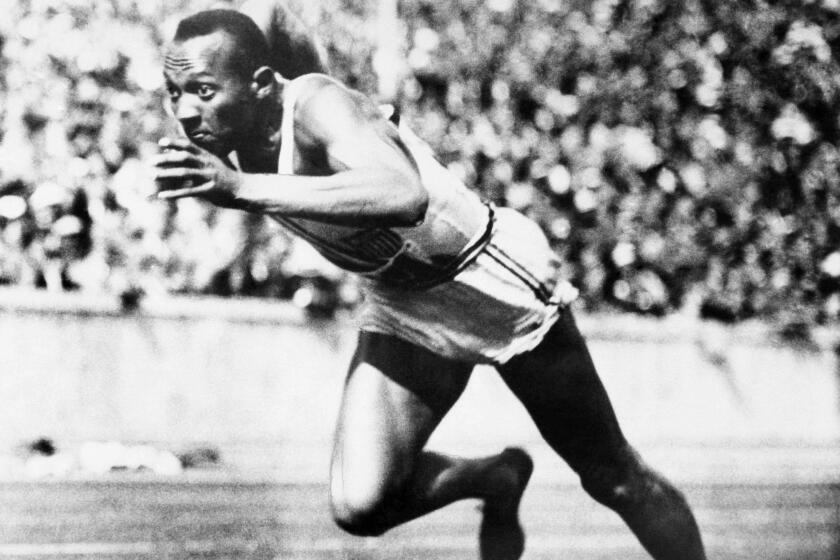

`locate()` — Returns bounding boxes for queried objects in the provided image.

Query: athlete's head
[163,9,276,155]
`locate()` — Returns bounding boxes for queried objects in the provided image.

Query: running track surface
[1,473,838,559]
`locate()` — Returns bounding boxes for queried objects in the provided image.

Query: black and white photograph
[1,1,839,558]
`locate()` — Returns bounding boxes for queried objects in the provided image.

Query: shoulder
[287,73,344,105]
[290,74,373,117]
[287,74,383,140]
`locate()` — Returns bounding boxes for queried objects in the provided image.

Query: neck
[235,94,284,172]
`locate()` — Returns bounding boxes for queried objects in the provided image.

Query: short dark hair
[173,9,271,78]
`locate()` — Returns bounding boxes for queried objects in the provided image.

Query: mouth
[187,131,212,143]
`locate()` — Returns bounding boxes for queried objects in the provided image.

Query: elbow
[396,181,428,227]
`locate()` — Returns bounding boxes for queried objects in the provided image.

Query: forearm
[233,169,428,227]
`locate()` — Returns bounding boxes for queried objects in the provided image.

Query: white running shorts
[356,207,578,365]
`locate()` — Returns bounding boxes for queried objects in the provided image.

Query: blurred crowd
[0,0,839,327]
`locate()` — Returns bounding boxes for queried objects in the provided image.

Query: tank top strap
[277,73,301,175]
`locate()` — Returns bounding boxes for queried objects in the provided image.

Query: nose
[174,97,200,125]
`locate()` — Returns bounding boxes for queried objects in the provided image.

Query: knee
[330,479,392,537]
[577,446,681,512]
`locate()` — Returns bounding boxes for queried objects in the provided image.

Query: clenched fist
[151,138,242,208]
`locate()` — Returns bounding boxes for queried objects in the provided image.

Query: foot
[479,447,534,560]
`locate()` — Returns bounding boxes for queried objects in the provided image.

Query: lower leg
[578,447,705,560]
[618,476,705,560]
[332,332,531,559]
[478,448,533,560]
[331,447,532,537]
[498,311,706,560]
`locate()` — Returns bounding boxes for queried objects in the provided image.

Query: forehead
[164,31,241,80]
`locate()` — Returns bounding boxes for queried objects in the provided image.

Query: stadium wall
[1,287,838,471]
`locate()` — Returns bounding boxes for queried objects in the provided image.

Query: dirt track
[1,473,838,559]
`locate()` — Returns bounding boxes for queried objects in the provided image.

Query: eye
[197,84,216,100]
[166,85,180,102]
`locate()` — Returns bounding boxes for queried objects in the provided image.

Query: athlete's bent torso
[258,74,577,364]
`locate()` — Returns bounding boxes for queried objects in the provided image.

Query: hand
[151,138,241,207]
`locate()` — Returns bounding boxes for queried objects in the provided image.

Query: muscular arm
[154,77,428,228]
[235,78,426,226]
[232,168,427,228]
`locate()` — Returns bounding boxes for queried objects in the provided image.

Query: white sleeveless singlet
[267,75,493,289]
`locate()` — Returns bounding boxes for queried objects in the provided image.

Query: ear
[250,66,276,100]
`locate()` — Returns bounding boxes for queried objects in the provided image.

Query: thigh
[496,308,628,472]
[331,331,473,494]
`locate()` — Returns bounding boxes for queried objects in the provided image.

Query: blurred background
[1,1,840,559]
[0,0,838,327]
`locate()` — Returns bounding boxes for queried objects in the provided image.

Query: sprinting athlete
[152,9,707,559]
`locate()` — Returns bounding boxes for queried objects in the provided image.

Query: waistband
[370,203,495,290]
